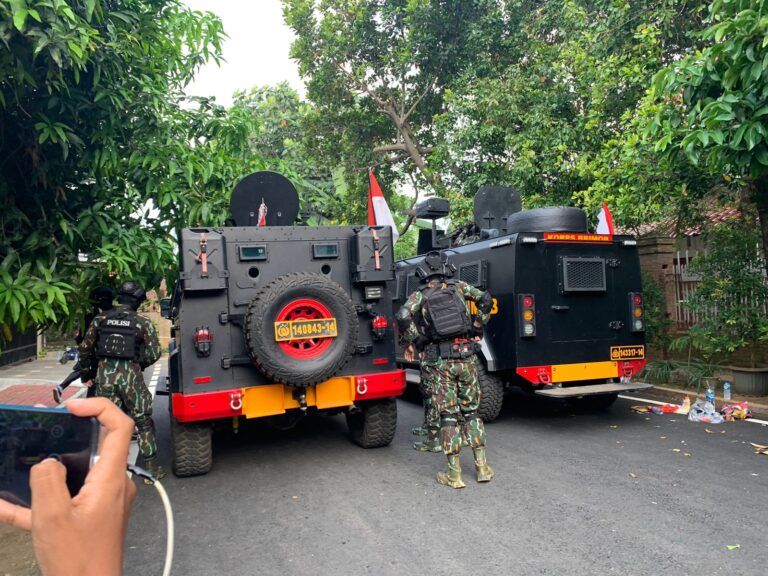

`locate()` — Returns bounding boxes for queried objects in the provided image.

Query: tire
[505,206,588,234]
[346,398,397,448]
[245,272,358,386]
[477,363,504,422]
[171,417,212,477]
[569,393,618,412]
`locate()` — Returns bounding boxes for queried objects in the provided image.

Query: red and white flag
[596,201,615,235]
[368,169,399,243]
[257,197,267,226]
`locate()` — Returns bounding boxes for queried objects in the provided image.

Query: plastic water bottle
[723,381,732,402]
[706,384,716,409]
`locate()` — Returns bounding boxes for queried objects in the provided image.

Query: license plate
[274,318,338,342]
[610,345,645,361]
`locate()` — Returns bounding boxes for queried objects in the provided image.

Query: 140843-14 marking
[274,318,338,342]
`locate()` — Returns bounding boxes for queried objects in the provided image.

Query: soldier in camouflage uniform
[79,280,164,480]
[397,251,494,488]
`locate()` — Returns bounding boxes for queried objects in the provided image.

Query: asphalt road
[125,366,768,576]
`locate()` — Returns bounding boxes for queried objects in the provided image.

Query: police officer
[54,286,115,403]
[397,251,494,488]
[79,280,164,479]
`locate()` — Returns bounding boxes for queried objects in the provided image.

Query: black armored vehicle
[395,187,651,421]
[162,171,405,476]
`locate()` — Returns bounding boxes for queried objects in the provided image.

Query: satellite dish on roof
[473,186,522,234]
[230,171,300,227]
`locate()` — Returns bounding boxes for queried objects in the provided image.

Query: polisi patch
[106,319,131,327]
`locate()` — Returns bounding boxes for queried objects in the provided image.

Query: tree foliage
[686,218,768,367]
[0,0,225,337]
[642,0,768,262]
[283,0,500,231]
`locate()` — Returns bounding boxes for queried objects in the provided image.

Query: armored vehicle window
[561,257,606,292]
[313,243,339,259]
[239,245,268,261]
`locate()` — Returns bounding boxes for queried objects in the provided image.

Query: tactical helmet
[89,285,114,310]
[415,251,455,282]
[118,280,146,304]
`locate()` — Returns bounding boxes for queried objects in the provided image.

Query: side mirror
[160,298,171,319]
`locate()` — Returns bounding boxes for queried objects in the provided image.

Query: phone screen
[0,405,99,507]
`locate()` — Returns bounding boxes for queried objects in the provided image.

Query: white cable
[152,479,174,576]
[127,465,174,576]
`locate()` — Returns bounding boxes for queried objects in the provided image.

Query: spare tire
[505,207,588,234]
[245,272,358,386]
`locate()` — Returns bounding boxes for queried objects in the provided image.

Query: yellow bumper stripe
[551,361,618,382]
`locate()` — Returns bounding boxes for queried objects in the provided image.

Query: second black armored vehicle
[395,187,651,421]
[162,172,405,476]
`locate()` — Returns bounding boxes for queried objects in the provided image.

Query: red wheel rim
[276,298,335,360]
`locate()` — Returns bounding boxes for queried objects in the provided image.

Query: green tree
[643,0,768,263]
[0,0,224,338]
[283,0,501,231]
[433,0,707,225]
[230,83,345,223]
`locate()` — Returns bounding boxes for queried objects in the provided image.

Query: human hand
[404,344,415,362]
[83,380,93,388]
[0,398,137,576]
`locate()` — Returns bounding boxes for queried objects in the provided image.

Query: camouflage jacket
[78,304,161,385]
[399,279,491,346]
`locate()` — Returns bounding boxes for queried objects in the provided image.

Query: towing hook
[356,377,368,396]
[229,392,242,411]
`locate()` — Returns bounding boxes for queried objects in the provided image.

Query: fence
[673,248,768,330]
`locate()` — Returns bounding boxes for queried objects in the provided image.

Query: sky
[182,0,304,106]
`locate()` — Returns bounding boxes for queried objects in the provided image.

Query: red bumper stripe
[172,389,243,422]
[354,370,406,401]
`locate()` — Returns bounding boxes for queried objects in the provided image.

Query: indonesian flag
[368,169,399,243]
[596,201,615,235]
[257,197,267,226]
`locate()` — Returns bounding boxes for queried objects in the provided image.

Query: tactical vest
[96,309,141,361]
[422,282,472,341]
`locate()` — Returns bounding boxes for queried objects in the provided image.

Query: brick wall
[638,235,677,324]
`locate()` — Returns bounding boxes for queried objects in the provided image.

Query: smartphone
[0,405,99,507]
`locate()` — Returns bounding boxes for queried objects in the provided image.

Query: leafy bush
[684,219,768,367]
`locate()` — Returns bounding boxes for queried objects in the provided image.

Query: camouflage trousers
[417,364,441,439]
[96,374,157,461]
[422,356,487,456]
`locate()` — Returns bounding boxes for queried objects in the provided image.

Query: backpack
[422,282,472,340]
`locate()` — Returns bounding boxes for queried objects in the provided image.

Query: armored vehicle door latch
[219,312,229,324]
[354,344,373,355]
[609,320,624,330]
[606,259,621,268]
[355,304,375,316]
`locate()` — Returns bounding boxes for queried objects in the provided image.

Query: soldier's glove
[469,324,484,339]
[414,335,429,351]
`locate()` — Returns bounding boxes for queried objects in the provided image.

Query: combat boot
[473,447,494,483]
[413,434,441,452]
[143,458,167,484]
[52,386,64,404]
[436,455,466,489]
[411,426,428,436]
